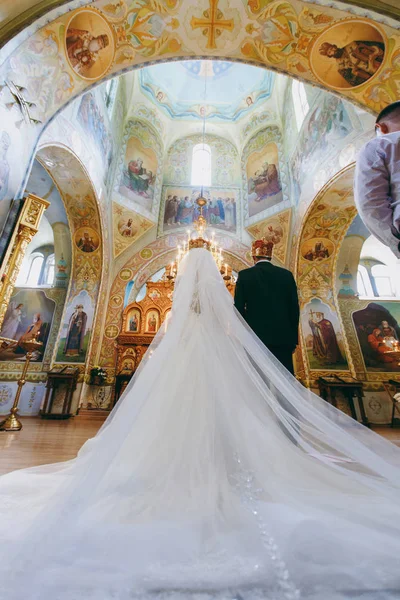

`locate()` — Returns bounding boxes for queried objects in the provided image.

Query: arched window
[191,143,211,187]
[357,265,371,297]
[43,253,55,286]
[292,80,309,131]
[26,254,44,286]
[371,264,395,297]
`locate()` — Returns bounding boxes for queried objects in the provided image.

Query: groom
[234,238,300,374]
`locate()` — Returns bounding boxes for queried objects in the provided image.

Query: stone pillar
[0,193,50,331]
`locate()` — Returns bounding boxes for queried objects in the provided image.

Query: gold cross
[190,0,234,50]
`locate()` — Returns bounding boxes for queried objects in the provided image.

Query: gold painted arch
[1,0,399,49]
[294,164,359,383]
[2,0,400,128]
[0,0,399,204]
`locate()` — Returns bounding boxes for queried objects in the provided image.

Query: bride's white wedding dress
[1,249,400,600]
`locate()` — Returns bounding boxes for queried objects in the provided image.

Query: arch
[295,165,357,383]
[35,145,107,391]
[0,1,398,207]
[99,233,252,369]
[1,2,398,50]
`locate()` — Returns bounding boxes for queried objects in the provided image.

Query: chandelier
[164,196,234,286]
[164,62,234,288]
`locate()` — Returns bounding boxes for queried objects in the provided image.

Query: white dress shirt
[354,130,400,258]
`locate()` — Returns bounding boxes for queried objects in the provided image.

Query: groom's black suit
[234,260,300,374]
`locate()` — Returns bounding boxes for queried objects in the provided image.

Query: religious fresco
[0,289,56,362]
[117,120,163,214]
[242,127,285,220]
[37,147,104,373]
[310,20,386,90]
[162,186,238,233]
[241,110,276,145]
[77,92,113,170]
[56,290,94,363]
[246,208,291,265]
[139,61,274,122]
[1,0,400,207]
[291,95,354,188]
[353,302,400,373]
[74,227,100,253]
[301,238,335,262]
[301,298,348,371]
[295,166,357,380]
[246,141,283,217]
[65,9,115,80]
[112,202,154,258]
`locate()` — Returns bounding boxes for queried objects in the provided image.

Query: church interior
[1,0,400,471]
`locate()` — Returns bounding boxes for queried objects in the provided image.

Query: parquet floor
[0,413,399,476]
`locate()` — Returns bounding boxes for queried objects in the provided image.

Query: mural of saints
[248,162,281,201]
[129,313,139,332]
[126,158,154,197]
[318,40,384,88]
[66,29,109,76]
[0,302,24,339]
[64,304,87,357]
[308,310,344,364]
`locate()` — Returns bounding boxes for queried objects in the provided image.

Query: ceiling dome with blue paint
[139,60,274,122]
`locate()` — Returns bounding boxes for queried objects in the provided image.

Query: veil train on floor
[1,248,400,600]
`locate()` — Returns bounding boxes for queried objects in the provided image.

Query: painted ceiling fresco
[2,0,399,131]
[139,60,274,121]
[0,0,399,205]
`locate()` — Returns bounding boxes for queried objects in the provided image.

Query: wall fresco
[112,201,154,258]
[242,126,286,222]
[116,119,163,214]
[353,301,400,373]
[35,147,104,369]
[77,91,113,171]
[295,166,357,380]
[161,186,238,234]
[301,298,348,370]
[246,141,283,217]
[0,289,56,362]
[246,208,291,266]
[1,0,400,206]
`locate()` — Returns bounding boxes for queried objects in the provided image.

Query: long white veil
[1,248,400,600]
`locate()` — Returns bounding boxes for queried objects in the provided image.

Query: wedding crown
[188,237,211,250]
[251,238,274,258]
[175,195,223,270]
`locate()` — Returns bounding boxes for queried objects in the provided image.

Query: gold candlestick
[0,337,43,432]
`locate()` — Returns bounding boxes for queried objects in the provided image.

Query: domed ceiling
[139,60,274,122]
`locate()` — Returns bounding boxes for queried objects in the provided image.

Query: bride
[1,247,400,600]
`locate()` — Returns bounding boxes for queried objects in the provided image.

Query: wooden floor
[0,411,107,475]
[0,413,399,476]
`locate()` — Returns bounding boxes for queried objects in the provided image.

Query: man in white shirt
[354,101,400,257]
